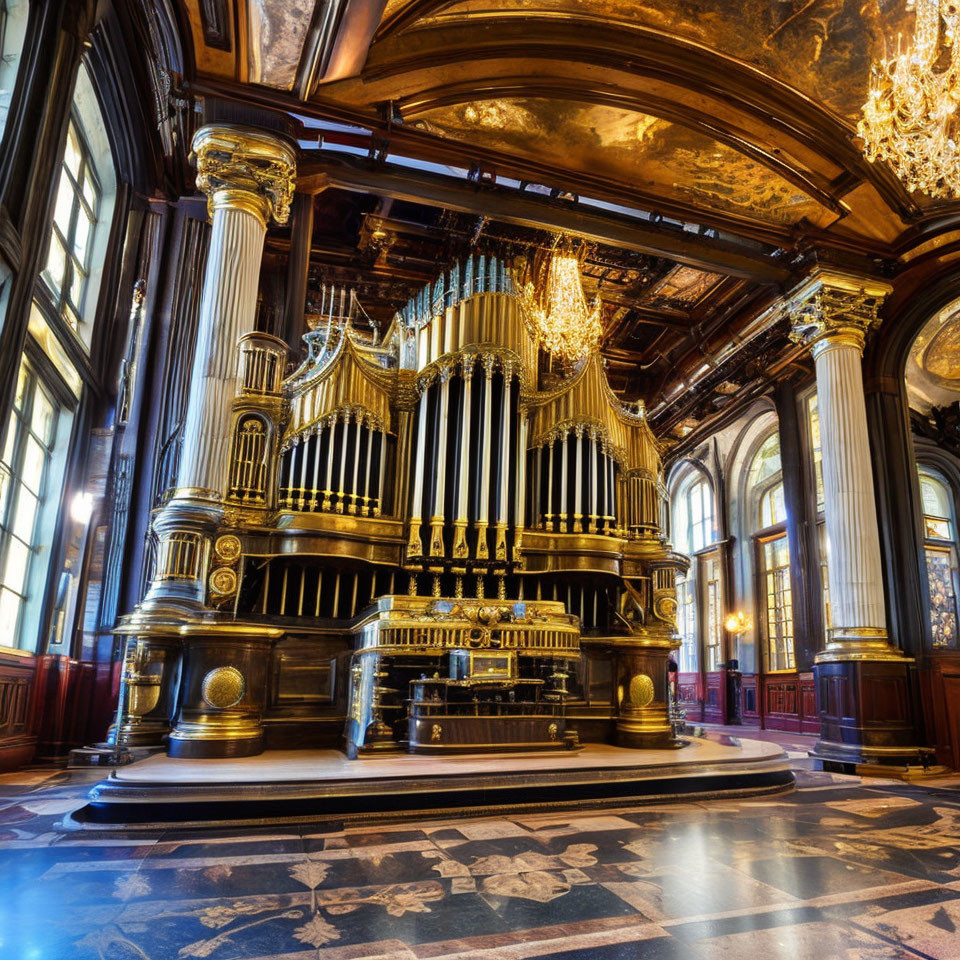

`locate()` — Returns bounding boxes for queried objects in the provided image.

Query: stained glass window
[919,469,959,649]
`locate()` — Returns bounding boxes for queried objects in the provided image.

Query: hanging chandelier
[858,0,960,198]
[516,239,603,363]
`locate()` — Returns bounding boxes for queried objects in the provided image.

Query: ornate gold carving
[201,666,246,709]
[431,723,443,742]
[629,673,655,707]
[209,566,238,598]
[191,125,297,226]
[215,534,242,564]
[788,271,893,357]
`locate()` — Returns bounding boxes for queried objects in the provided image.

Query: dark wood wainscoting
[761,671,818,733]
[33,656,119,760]
[677,671,701,721]
[703,670,726,724]
[918,651,960,770]
[741,673,760,724]
[0,649,38,770]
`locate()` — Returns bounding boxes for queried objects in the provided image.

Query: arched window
[670,468,722,680]
[750,431,795,671]
[671,471,715,556]
[919,467,959,649]
[0,59,118,653]
[38,61,117,350]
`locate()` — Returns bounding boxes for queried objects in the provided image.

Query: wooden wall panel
[0,650,37,770]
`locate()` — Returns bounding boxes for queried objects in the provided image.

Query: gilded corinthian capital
[191,124,297,226]
[787,269,893,356]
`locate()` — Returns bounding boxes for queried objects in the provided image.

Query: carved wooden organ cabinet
[115,256,687,759]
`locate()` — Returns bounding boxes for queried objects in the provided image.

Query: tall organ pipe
[453,356,474,559]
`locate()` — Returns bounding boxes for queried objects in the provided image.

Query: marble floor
[1,732,960,959]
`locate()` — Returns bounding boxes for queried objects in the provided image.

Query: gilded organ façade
[111,129,686,761]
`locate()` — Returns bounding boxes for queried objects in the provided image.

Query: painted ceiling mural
[404,0,914,122]
[410,98,833,227]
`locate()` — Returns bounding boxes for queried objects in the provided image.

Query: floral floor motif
[1,732,960,959]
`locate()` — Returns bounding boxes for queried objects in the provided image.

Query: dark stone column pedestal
[168,623,282,759]
[812,658,927,768]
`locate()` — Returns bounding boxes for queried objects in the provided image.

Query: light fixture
[858,0,960,198]
[516,237,603,363]
[70,491,94,525]
[724,611,753,635]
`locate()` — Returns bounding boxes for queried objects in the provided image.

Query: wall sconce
[724,611,752,635]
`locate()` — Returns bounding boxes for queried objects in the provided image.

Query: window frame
[757,529,796,673]
[747,428,796,674]
[40,109,102,339]
[0,354,63,652]
[918,466,960,650]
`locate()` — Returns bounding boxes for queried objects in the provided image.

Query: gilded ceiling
[907,298,960,413]
[411,98,833,228]
[389,0,914,122]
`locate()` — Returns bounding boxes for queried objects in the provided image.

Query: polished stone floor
[1,732,959,959]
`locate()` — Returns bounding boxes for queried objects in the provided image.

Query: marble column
[145,125,296,610]
[789,269,919,766]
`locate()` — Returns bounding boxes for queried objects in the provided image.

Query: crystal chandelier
[517,239,603,363]
[858,0,960,198]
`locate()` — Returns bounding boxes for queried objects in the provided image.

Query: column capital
[787,269,893,357]
[191,124,297,226]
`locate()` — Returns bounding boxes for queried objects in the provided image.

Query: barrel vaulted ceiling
[171,0,960,436]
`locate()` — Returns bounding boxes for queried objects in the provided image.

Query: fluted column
[144,125,296,611]
[789,272,896,660]
[178,126,296,497]
[789,269,919,768]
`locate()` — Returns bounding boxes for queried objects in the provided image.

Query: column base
[595,632,684,751]
[167,622,281,761]
[167,723,264,759]
[812,654,924,768]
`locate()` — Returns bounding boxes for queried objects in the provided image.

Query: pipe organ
[119,257,687,760]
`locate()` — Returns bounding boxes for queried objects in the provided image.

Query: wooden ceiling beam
[298,157,791,282]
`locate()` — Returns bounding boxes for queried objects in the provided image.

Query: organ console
[114,257,687,760]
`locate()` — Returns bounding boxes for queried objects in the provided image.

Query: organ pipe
[407,383,431,557]
[430,364,452,556]
[452,355,474,560]
[476,355,495,559]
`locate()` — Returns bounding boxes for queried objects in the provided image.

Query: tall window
[703,555,723,670]
[672,473,714,556]
[0,360,61,650]
[762,534,795,670]
[676,574,697,672]
[919,468,959,649]
[750,431,795,671]
[42,115,101,336]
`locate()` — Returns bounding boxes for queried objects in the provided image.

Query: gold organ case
[117,256,687,759]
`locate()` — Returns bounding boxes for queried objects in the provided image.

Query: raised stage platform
[71,734,793,828]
